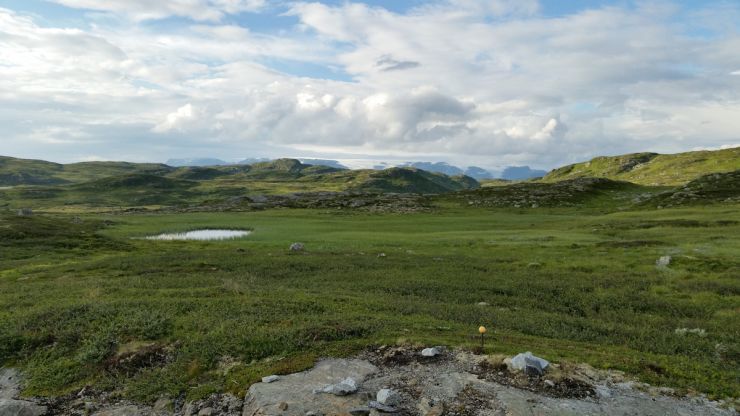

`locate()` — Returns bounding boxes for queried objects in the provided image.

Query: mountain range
[164,158,545,180]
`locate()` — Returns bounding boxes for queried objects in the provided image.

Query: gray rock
[509,352,549,372]
[152,397,173,414]
[376,389,401,407]
[0,369,21,400]
[317,377,359,396]
[290,242,305,252]
[261,375,280,383]
[421,347,441,357]
[656,255,672,267]
[16,209,33,217]
[249,194,268,203]
[368,401,397,413]
[0,399,47,416]
[524,356,544,377]
[348,407,370,415]
[476,302,490,307]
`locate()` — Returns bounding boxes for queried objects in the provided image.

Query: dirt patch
[104,342,176,376]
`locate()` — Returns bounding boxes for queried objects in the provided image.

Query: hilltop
[543,147,740,186]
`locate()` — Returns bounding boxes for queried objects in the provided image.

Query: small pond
[145,229,251,241]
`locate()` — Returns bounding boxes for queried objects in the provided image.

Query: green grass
[1,204,738,402]
[543,147,740,186]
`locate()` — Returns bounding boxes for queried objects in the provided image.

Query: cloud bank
[0,0,739,168]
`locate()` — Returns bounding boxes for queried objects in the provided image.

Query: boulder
[376,389,401,407]
[508,352,549,373]
[290,243,305,252]
[421,347,441,357]
[524,356,544,377]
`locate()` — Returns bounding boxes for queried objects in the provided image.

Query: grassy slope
[0,159,480,210]
[543,147,740,186]
[0,205,738,401]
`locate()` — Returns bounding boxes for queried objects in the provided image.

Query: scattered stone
[16,208,33,217]
[376,389,401,407]
[508,352,549,373]
[261,375,280,383]
[675,328,707,337]
[527,262,542,268]
[290,242,305,252]
[368,401,397,413]
[243,359,377,416]
[278,402,289,411]
[421,347,442,357]
[0,399,47,416]
[317,377,359,396]
[544,380,556,388]
[656,255,672,267]
[305,412,322,416]
[377,253,386,258]
[348,407,371,415]
[476,302,490,307]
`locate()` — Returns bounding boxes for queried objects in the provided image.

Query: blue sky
[0,0,738,168]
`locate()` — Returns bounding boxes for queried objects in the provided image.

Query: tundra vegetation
[0,150,738,404]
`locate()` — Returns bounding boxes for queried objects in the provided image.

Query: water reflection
[146,229,251,241]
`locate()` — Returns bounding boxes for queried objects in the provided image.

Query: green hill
[543,147,740,186]
[350,167,479,194]
[644,170,740,207]
[0,156,66,185]
[61,174,198,206]
[451,177,650,208]
[0,156,174,186]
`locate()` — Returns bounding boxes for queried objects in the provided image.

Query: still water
[146,229,251,241]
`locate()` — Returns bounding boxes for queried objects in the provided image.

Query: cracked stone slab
[242,359,378,416]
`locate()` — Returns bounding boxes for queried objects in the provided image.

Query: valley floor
[1,204,738,406]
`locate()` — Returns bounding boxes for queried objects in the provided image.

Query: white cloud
[48,0,267,21]
[153,104,196,133]
[1,2,739,168]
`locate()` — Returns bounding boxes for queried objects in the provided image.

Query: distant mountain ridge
[162,158,540,180]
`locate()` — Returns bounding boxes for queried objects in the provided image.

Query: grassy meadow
[1,204,738,402]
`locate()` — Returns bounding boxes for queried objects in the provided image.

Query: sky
[0,0,739,170]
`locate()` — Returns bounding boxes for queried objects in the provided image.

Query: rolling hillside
[543,147,740,186]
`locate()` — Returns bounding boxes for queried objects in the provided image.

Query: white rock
[376,389,401,407]
[656,256,671,267]
[421,347,441,357]
[317,377,359,396]
[262,375,280,383]
[509,352,549,372]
